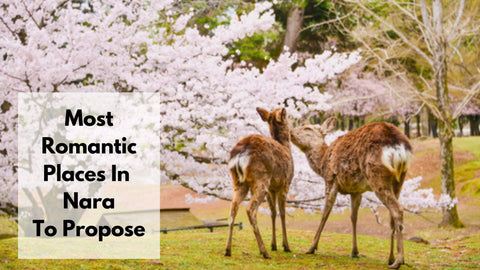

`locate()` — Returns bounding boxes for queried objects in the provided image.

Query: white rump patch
[381,144,413,180]
[228,152,250,183]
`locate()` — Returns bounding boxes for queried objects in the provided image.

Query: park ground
[0,137,479,269]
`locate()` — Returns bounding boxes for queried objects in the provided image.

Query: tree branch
[447,0,465,42]
[452,80,480,119]
[0,202,18,217]
[348,0,434,66]
[301,11,353,32]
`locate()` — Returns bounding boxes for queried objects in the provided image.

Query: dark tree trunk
[284,3,305,53]
[404,119,410,138]
[348,116,354,131]
[429,112,438,138]
[469,115,480,136]
[476,115,480,136]
[340,117,345,131]
[416,114,421,138]
[458,116,463,137]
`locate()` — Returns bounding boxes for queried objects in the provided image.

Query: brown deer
[290,118,412,269]
[225,107,294,259]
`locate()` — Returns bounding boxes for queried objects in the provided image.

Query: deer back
[228,108,293,188]
[292,120,412,194]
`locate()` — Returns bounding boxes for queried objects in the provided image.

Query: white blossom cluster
[0,1,454,215]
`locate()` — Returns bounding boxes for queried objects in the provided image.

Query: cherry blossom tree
[0,0,448,219]
[0,0,162,215]
[157,3,449,217]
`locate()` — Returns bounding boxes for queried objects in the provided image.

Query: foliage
[0,0,449,217]
[0,0,163,208]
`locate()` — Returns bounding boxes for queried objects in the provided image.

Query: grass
[1,226,478,269]
[1,137,479,269]
[414,137,480,196]
[160,227,480,269]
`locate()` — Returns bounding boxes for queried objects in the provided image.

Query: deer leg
[350,193,362,258]
[373,187,404,269]
[389,172,405,266]
[225,184,249,257]
[388,215,395,265]
[247,182,270,258]
[306,181,338,254]
[267,191,277,251]
[277,191,291,252]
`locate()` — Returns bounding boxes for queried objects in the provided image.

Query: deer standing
[290,118,412,269]
[225,107,294,259]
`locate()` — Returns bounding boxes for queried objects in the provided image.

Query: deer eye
[305,127,312,131]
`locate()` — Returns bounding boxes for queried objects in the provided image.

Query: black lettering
[134,226,145,236]
[63,219,75,236]
[32,219,44,236]
[65,109,82,126]
[44,164,55,181]
[42,137,54,154]
[64,192,77,209]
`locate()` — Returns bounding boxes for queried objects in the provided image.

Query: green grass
[0,236,163,270]
[160,228,480,269]
[416,137,480,196]
[3,227,477,269]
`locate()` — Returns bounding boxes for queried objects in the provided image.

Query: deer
[290,118,412,269]
[225,107,294,259]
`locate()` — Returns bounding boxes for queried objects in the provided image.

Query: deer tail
[228,152,250,183]
[381,144,413,181]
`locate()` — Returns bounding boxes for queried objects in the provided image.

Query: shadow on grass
[0,234,17,240]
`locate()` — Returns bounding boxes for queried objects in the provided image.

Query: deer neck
[272,128,291,149]
[305,143,329,177]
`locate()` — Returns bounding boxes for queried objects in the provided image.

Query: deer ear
[280,108,287,121]
[256,107,269,122]
[320,117,337,134]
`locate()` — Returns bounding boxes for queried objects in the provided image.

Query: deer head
[257,107,293,144]
[290,117,337,151]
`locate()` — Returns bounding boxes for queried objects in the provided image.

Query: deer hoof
[262,252,271,259]
[305,247,316,254]
[225,249,231,257]
[271,244,277,251]
[283,247,291,253]
[351,252,359,258]
[388,259,404,269]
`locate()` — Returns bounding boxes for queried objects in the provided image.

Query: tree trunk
[404,119,410,138]
[429,112,438,138]
[354,116,360,129]
[438,122,464,227]
[284,3,305,53]
[432,0,463,227]
[458,116,463,137]
[340,117,345,131]
[476,115,480,136]
[416,114,421,138]
[420,106,429,137]
[348,116,354,131]
[469,115,480,136]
